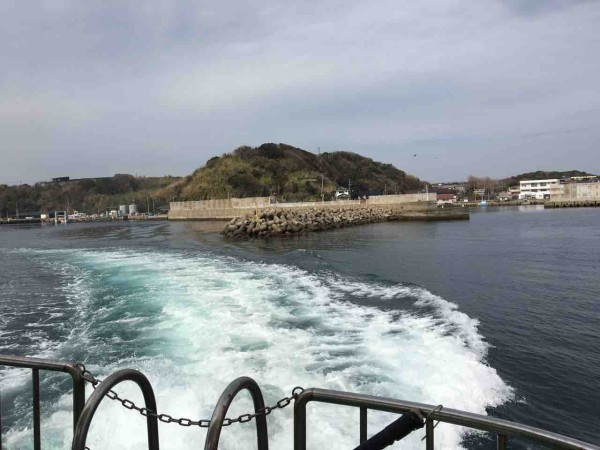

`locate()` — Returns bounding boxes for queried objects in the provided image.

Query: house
[497,192,511,202]
[437,193,457,205]
[508,186,520,199]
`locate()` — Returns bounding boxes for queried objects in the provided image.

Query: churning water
[1,207,599,449]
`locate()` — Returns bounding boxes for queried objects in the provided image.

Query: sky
[1,0,599,185]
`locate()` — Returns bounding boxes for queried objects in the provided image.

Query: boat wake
[1,248,513,449]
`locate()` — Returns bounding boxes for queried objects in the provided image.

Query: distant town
[1,172,599,225]
[1,144,599,224]
[430,174,600,206]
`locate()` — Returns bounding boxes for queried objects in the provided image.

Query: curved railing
[71,369,159,450]
[204,376,268,450]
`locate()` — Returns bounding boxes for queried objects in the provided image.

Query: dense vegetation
[0,175,180,217]
[3,142,594,216]
[177,143,423,201]
[0,143,424,216]
[503,170,593,184]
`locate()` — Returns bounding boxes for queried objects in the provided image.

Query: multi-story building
[555,181,600,200]
[519,179,562,200]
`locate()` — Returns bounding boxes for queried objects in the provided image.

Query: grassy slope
[177,143,423,201]
[0,143,424,214]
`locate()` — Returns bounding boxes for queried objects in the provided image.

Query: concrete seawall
[169,194,436,221]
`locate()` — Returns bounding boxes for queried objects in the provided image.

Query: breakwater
[545,199,600,208]
[222,206,468,238]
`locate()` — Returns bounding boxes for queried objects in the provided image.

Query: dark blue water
[0,206,598,449]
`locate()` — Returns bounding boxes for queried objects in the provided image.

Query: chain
[76,364,303,428]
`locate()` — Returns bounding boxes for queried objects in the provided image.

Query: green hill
[176,143,423,201]
[0,143,424,216]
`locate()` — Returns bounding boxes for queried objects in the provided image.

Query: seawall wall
[169,193,435,220]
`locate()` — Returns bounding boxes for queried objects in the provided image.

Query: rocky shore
[222,206,459,238]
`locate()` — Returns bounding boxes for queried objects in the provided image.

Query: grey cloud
[1,0,599,184]
[499,0,598,17]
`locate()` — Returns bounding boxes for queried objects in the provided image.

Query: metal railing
[0,355,86,450]
[1,355,599,450]
[293,388,599,450]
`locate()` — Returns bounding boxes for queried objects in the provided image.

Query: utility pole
[321,174,324,202]
[348,180,352,200]
[317,147,324,201]
[147,196,150,215]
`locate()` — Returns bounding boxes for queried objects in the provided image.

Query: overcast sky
[1,0,599,184]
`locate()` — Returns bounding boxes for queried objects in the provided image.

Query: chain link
[76,364,303,429]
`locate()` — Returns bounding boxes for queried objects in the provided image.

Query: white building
[335,187,349,199]
[519,179,562,200]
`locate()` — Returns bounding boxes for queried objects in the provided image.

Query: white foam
[4,248,513,449]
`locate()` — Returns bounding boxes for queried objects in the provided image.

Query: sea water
[0,207,598,449]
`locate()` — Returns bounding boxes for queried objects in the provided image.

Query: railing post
[32,369,41,450]
[70,373,85,431]
[293,389,311,450]
[425,419,434,450]
[359,407,367,444]
[497,433,507,450]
